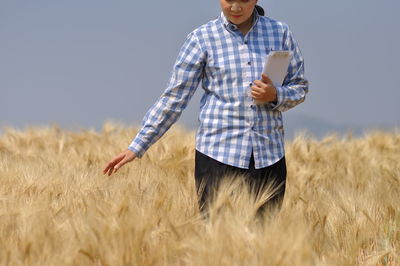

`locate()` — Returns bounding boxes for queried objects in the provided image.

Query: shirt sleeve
[269,24,309,112]
[128,32,206,157]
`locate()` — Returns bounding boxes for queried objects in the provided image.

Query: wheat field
[0,123,399,266]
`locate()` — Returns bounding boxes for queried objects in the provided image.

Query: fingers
[251,92,262,99]
[106,166,114,176]
[103,164,114,176]
[103,150,136,176]
[251,84,262,93]
[251,81,276,101]
[251,87,262,98]
[113,157,129,173]
[261,73,272,84]
[103,153,124,176]
[251,82,265,97]
[253,80,264,88]
[253,74,272,87]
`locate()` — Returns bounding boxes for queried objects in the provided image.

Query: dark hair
[255,5,265,16]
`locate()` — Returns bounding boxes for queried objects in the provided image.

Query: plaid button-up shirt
[128,10,308,169]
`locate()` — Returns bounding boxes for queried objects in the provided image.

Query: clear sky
[1,0,399,139]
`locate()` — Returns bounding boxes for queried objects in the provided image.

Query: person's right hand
[103,149,137,176]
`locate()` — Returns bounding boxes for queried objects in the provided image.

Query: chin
[230,18,244,25]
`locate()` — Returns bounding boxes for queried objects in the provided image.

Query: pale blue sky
[1,0,399,138]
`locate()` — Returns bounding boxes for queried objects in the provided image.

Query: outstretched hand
[103,149,137,176]
[251,73,277,103]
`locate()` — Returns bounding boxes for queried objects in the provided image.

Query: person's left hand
[251,73,278,103]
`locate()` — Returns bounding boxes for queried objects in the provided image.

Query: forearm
[128,93,190,157]
[128,31,205,158]
[271,77,309,112]
[270,25,309,112]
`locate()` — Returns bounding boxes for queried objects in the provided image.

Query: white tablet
[263,50,292,87]
[254,50,292,105]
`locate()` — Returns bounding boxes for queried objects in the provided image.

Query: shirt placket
[240,36,256,132]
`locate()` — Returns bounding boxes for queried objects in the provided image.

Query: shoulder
[185,16,221,41]
[258,16,290,33]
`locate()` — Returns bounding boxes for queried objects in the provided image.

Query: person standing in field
[103,0,308,217]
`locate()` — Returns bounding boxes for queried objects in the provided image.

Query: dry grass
[0,123,399,265]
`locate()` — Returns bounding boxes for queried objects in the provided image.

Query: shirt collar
[219,8,260,32]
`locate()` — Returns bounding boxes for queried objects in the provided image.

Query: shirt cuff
[127,138,147,158]
[270,85,285,111]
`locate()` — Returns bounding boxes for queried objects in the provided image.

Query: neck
[237,15,253,35]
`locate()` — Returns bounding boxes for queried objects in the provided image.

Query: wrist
[271,86,278,102]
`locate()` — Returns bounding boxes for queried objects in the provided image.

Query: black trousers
[194,150,287,217]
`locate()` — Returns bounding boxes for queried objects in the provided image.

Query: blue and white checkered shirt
[128,10,308,169]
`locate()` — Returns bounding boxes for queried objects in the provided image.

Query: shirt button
[250,105,256,110]
[247,61,251,65]
[251,126,255,130]
[249,83,252,87]
[244,41,248,45]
